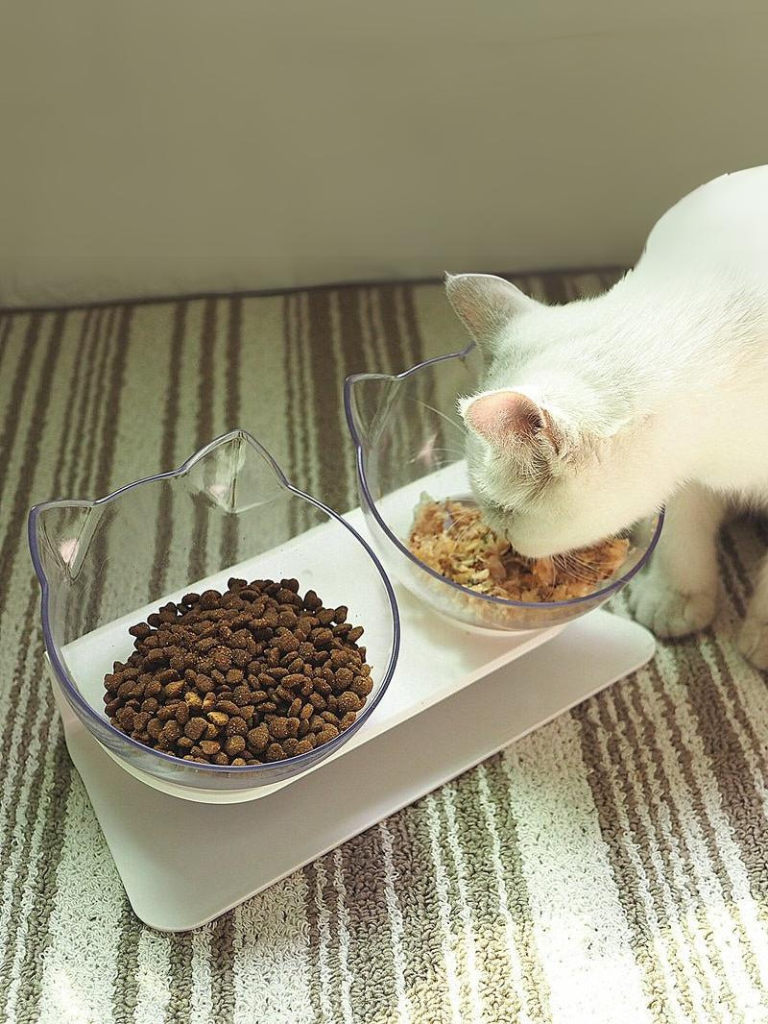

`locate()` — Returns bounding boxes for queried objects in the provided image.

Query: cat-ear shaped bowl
[344,343,664,633]
[29,430,400,801]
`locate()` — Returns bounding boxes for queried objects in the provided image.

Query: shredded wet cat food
[103,578,373,765]
[408,496,629,602]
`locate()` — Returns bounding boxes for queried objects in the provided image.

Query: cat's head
[448,273,670,557]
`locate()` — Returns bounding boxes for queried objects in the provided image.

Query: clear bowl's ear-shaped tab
[345,373,405,452]
[30,501,99,585]
[185,430,288,515]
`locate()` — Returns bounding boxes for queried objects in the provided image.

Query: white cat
[449,166,768,667]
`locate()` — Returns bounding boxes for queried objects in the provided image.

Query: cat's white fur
[449,166,768,667]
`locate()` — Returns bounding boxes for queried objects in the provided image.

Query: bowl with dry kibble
[29,430,400,801]
[345,343,663,633]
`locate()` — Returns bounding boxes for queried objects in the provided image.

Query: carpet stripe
[305,290,342,510]
[7,309,105,1023]
[367,287,413,494]
[329,288,362,511]
[75,308,116,500]
[282,293,301,534]
[232,875,314,1024]
[475,762,551,1024]
[189,925,214,1024]
[594,685,713,1021]
[0,312,68,882]
[302,862,325,1023]
[378,821,413,1024]
[0,309,111,1019]
[604,681,738,1020]
[444,769,529,1022]
[0,312,64,580]
[0,602,65,1023]
[0,313,15,387]
[721,527,768,745]
[148,301,187,597]
[340,828,400,1023]
[220,295,243,566]
[331,847,355,1024]
[133,932,171,1024]
[35,778,124,1024]
[623,665,766,1009]
[34,308,133,1024]
[385,804,454,1024]
[497,717,650,1024]
[188,297,218,582]
[423,794,470,1024]
[296,290,318,513]
[312,857,338,1024]
[0,313,42,491]
[645,647,768,1003]
[209,915,236,1024]
[574,697,696,1022]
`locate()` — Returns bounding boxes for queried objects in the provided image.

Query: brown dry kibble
[224,735,246,757]
[335,668,354,687]
[185,718,207,742]
[161,720,182,743]
[185,691,203,712]
[267,717,291,740]
[247,724,270,753]
[207,711,230,729]
[351,676,373,698]
[315,726,339,746]
[104,578,373,765]
[337,691,363,715]
[408,496,630,603]
[215,700,240,717]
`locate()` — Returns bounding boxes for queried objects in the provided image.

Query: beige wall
[1,1,766,307]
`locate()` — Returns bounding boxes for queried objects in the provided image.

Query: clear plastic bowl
[29,430,400,798]
[344,343,663,633]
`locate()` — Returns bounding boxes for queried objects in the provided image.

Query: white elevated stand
[51,595,654,932]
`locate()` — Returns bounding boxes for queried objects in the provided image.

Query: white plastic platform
[51,602,654,932]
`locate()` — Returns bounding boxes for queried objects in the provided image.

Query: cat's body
[448,166,768,667]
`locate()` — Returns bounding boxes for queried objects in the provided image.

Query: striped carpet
[2,271,768,1024]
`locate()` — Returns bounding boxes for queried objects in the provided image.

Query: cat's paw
[737,616,768,670]
[628,575,717,638]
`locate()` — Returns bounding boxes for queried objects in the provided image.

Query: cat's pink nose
[464,391,543,443]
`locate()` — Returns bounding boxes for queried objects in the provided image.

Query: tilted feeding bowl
[29,430,400,801]
[344,343,663,633]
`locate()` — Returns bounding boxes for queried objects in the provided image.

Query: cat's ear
[460,389,560,452]
[460,390,542,443]
[446,274,533,353]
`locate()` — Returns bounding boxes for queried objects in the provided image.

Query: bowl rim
[28,428,401,776]
[344,343,665,610]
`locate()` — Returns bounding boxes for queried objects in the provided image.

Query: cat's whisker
[415,402,467,436]
[553,552,603,585]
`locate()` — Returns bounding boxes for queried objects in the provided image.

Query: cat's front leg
[627,483,724,638]
[738,555,768,669]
